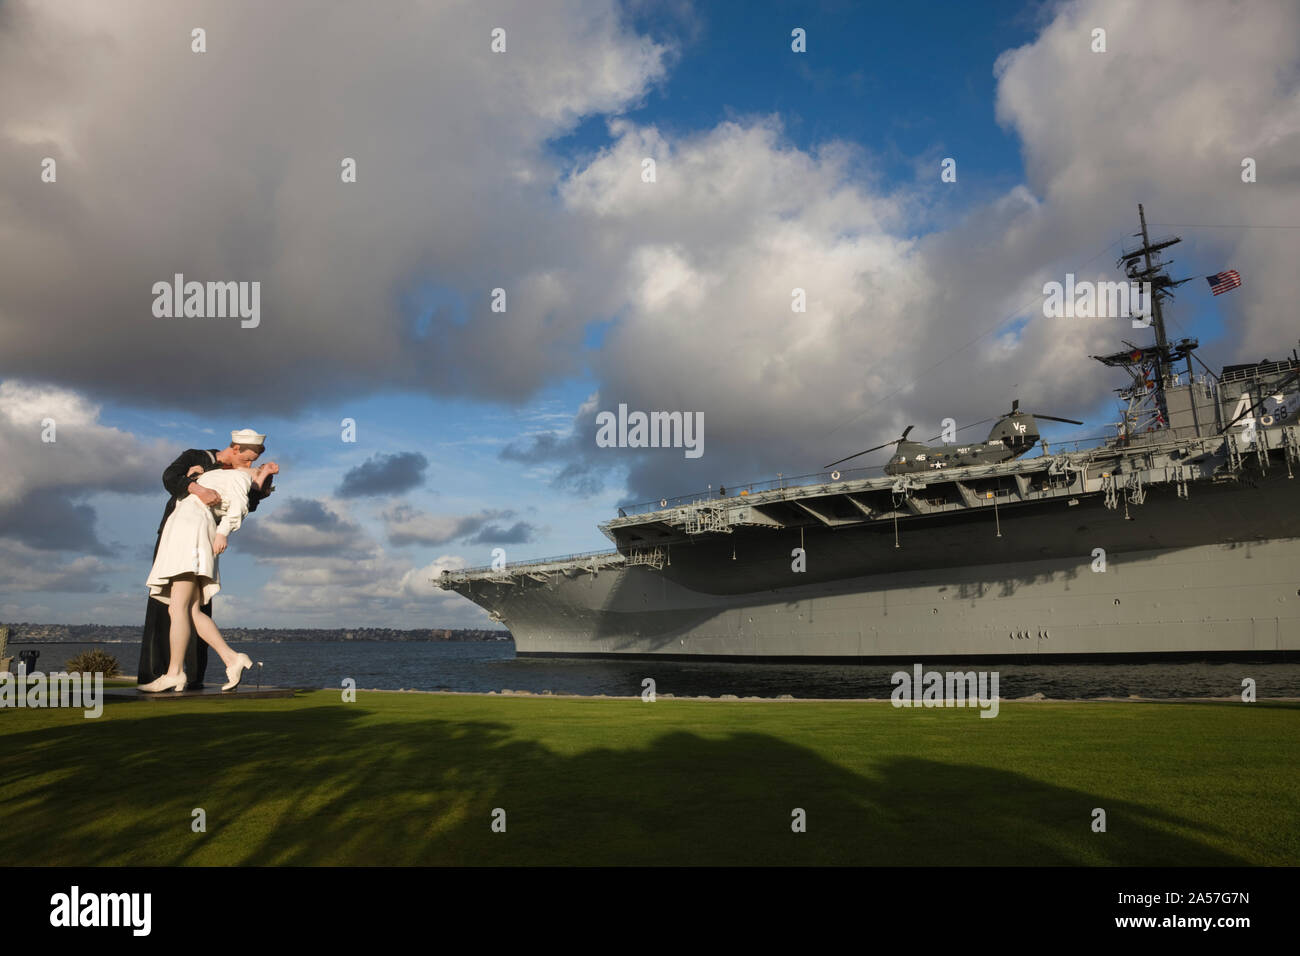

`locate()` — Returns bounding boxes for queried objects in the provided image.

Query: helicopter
[825,401,1084,476]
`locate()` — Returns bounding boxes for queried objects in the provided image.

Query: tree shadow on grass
[0,701,1257,866]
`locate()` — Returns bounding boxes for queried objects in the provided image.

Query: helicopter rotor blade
[824,442,895,468]
[925,417,995,442]
[1030,414,1085,425]
[823,425,915,469]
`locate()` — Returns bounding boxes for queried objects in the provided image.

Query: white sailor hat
[231,428,267,446]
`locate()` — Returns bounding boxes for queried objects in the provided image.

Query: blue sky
[568,0,1042,195]
[1,0,1294,629]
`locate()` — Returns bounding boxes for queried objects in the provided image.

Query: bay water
[11,640,1300,698]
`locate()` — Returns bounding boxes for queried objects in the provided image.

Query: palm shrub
[64,649,121,677]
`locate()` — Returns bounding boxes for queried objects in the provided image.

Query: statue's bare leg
[165,575,198,677]
[191,603,238,669]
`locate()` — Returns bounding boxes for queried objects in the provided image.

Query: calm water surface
[12,640,1300,699]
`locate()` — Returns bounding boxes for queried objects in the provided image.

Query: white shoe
[222,653,253,691]
[139,672,187,693]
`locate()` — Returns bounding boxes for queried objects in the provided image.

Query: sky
[1,0,1297,629]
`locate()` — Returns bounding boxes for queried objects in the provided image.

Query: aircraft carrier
[439,208,1300,660]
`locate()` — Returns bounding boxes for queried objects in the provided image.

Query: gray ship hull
[446,471,1300,660]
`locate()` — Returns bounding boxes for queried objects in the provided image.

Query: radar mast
[1092,204,1199,441]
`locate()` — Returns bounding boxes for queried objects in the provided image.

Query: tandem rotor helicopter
[825,401,1084,476]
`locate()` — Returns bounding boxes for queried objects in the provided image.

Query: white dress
[145,468,255,605]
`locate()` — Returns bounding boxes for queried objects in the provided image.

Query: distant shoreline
[1,625,512,644]
[8,638,513,644]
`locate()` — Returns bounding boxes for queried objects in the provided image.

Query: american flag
[1206,269,1242,295]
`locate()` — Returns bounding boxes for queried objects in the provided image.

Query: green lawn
[2,691,1296,865]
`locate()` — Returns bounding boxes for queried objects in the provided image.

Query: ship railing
[613,425,1241,521]
[446,548,623,577]
[1220,359,1296,385]
[1045,434,1119,456]
[615,438,1132,516]
[617,463,891,516]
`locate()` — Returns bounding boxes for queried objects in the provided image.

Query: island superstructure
[439,208,1300,660]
